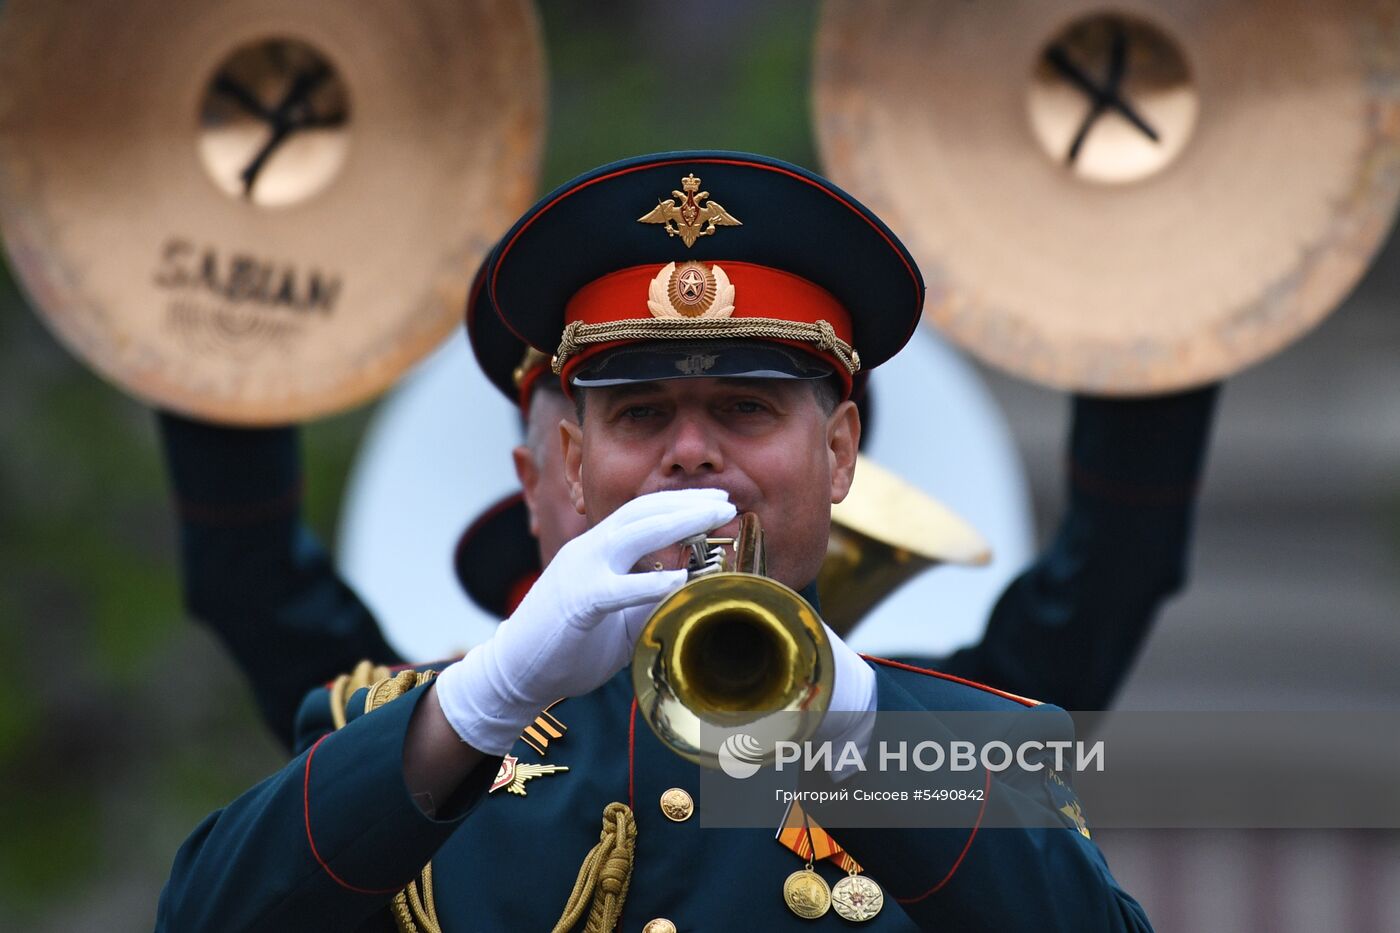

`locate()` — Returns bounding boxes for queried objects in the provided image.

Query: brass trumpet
[631,512,834,768]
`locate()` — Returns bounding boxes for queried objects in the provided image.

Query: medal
[831,870,884,922]
[777,800,886,921]
[783,861,831,920]
[781,805,831,920]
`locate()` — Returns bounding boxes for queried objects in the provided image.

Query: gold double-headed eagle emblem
[638,173,742,247]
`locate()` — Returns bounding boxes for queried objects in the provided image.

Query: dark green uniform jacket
[155,387,1215,929]
[157,657,1150,931]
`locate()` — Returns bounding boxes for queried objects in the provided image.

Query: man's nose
[662,410,723,475]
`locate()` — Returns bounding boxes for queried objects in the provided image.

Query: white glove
[813,622,878,778]
[435,488,736,755]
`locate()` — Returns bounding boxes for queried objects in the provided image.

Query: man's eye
[731,399,769,414]
[621,405,657,420]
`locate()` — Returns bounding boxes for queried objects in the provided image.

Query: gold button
[659,786,694,822]
[642,919,677,933]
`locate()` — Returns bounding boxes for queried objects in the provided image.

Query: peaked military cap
[465,248,553,412]
[458,254,546,616]
[487,151,925,398]
[452,491,540,618]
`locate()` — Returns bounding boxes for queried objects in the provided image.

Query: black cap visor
[570,339,834,388]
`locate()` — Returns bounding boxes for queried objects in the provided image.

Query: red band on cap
[559,261,856,396]
[566,261,850,335]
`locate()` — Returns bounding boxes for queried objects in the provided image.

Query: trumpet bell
[632,572,834,769]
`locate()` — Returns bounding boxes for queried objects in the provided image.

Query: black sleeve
[939,384,1219,709]
[157,410,404,748]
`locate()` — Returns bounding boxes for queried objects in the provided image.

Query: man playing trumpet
[159,151,1160,931]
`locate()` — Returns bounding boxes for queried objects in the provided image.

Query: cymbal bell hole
[1027,13,1197,184]
[197,38,351,208]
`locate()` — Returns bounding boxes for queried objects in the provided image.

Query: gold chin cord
[630,512,835,768]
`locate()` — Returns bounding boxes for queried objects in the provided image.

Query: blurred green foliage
[540,1,818,184]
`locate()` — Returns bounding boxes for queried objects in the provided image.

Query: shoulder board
[327,660,394,730]
[361,668,439,716]
[862,655,1041,707]
[326,657,459,730]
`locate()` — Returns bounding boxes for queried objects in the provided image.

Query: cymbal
[0,0,545,423]
[814,0,1400,393]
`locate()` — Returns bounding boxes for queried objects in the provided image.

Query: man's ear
[827,399,860,504]
[510,445,543,537]
[560,418,586,515]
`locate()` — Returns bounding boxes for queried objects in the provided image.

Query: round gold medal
[782,868,831,919]
[831,873,884,922]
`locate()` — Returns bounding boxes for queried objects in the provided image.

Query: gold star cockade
[646,261,735,320]
[638,173,742,247]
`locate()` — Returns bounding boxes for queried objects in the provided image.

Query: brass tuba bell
[631,512,834,768]
[818,454,991,637]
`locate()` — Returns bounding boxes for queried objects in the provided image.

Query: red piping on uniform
[860,654,1021,901]
[862,656,1040,707]
[894,767,992,904]
[302,735,404,895]
[489,157,923,348]
[627,697,638,812]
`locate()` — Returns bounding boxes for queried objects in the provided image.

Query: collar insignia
[638,173,742,247]
[1048,770,1092,838]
